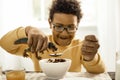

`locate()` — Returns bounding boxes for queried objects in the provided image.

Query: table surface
[1,71,114,80]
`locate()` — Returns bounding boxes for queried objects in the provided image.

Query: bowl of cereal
[39,58,71,79]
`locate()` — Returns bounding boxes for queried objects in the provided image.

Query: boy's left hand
[81,35,100,61]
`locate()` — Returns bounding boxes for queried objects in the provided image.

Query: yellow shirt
[0,27,105,73]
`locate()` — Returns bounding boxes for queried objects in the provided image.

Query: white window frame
[32,0,97,27]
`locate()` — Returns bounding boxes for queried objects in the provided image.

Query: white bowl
[39,58,71,79]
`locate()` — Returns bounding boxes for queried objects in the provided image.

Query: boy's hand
[25,26,48,53]
[81,35,100,61]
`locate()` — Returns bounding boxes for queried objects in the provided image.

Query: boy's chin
[58,41,71,46]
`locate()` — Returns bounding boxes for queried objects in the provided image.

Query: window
[33,0,52,21]
[32,0,97,26]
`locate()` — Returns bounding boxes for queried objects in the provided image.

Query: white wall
[0,0,34,38]
[116,0,120,52]
[97,0,120,72]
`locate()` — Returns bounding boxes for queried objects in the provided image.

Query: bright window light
[33,0,97,26]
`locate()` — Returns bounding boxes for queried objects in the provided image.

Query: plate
[64,77,93,80]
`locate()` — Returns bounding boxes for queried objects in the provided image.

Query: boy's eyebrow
[53,23,63,25]
[53,23,76,26]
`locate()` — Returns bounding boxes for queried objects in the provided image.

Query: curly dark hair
[49,0,82,23]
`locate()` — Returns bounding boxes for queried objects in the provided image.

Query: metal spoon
[49,44,82,57]
[49,53,62,57]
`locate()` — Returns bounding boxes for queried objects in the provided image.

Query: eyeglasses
[52,23,77,33]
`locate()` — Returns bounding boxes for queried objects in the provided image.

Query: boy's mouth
[59,36,69,40]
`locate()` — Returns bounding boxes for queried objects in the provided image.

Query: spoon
[49,43,82,57]
[49,53,62,57]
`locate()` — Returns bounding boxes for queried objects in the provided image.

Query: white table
[1,72,112,80]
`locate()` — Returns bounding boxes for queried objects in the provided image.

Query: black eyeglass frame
[52,23,78,33]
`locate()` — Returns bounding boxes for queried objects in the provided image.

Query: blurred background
[0,0,120,72]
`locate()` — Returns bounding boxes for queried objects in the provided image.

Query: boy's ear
[48,19,52,28]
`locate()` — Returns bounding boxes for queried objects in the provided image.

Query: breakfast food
[47,58,66,63]
[40,58,71,79]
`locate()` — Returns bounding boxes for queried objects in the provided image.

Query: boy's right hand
[25,26,48,53]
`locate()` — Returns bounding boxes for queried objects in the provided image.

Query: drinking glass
[5,67,25,80]
[0,66,2,80]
